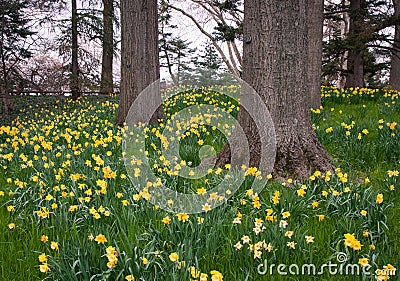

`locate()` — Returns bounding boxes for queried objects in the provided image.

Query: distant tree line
[2,0,400,116]
[0,0,118,114]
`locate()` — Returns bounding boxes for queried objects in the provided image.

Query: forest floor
[0,87,399,281]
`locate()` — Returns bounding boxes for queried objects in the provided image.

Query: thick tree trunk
[229,0,333,178]
[71,0,80,99]
[345,0,365,88]
[390,0,400,90]
[100,0,114,94]
[115,0,163,126]
[307,0,323,108]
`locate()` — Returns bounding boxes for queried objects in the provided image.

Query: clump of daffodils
[105,246,118,268]
[38,253,50,274]
[343,233,362,250]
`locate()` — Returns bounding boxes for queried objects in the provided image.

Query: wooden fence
[7,91,120,97]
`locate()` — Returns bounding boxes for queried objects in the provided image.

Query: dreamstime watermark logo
[122,73,276,214]
[257,252,396,277]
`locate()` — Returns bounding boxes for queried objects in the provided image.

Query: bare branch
[178,0,243,69]
[168,3,240,77]
[231,39,242,65]
[226,41,239,74]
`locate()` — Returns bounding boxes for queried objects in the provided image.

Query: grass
[0,86,399,280]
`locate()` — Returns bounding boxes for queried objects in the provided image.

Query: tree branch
[168,4,240,77]
[192,0,243,68]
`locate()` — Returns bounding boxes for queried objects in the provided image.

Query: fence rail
[7,91,120,97]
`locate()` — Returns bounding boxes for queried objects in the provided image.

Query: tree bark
[345,0,365,88]
[71,0,80,99]
[390,0,400,90]
[100,0,114,94]
[115,0,163,126]
[307,0,323,108]
[224,0,333,178]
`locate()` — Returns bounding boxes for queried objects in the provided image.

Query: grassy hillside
[0,87,398,280]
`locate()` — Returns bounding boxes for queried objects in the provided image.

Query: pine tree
[0,0,35,115]
[159,2,195,85]
[323,0,400,87]
[190,42,224,86]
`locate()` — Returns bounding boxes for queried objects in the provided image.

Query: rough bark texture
[115,0,163,126]
[390,0,400,90]
[238,0,333,178]
[307,0,323,108]
[100,0,114,94]
[71,0,80,99]
[345,0,365,88]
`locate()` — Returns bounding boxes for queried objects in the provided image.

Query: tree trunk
[236,0,333,178]
[307,0,323,108]
[100,0,114,94]
[71,0,80,99]
[1,85,10,115]
[0,40,11,115]
[337,0,350,88]
[390,0,400,90]
[115,0,163,126]
[345,0,365,88]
